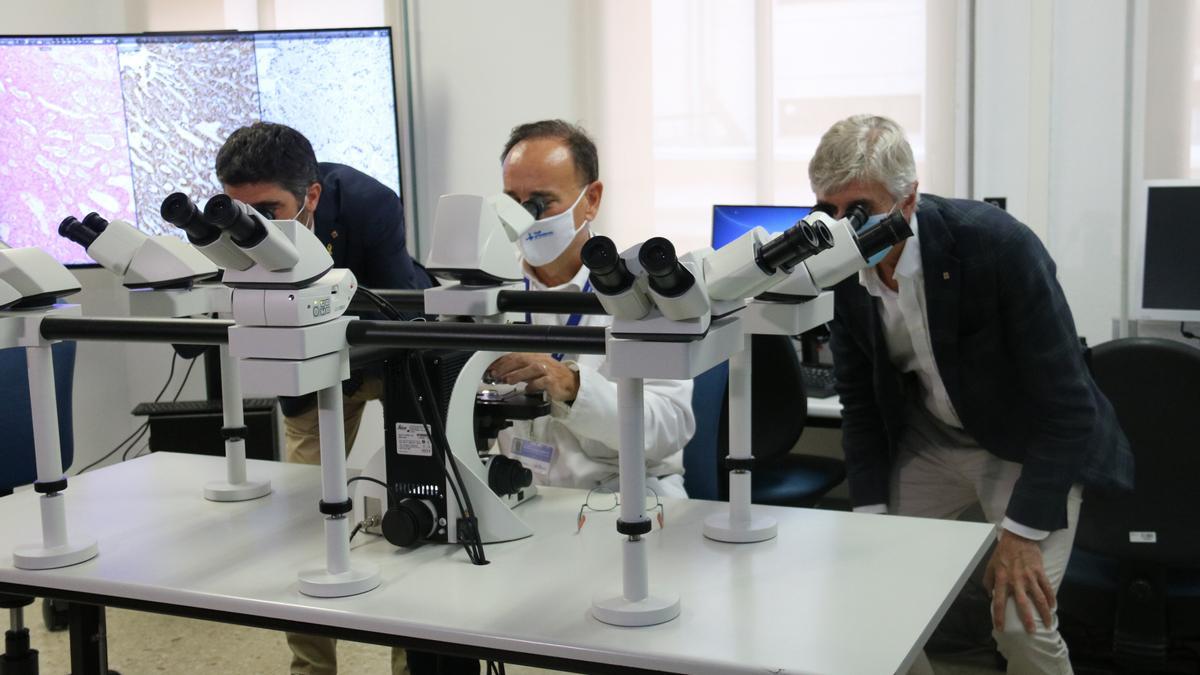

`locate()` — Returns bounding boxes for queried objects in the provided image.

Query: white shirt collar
[858,214,921,296]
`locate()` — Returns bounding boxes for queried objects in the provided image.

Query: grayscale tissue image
[118,38,260,236]
[256,35,401,196]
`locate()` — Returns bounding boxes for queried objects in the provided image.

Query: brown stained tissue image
[118,38,260,235]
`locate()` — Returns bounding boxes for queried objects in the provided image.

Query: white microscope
[174,192,373,598]
[0,245,98,570]
[577,205,911,625]
[59,206,273,502]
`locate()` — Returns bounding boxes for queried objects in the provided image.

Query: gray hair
[808,115,917,200]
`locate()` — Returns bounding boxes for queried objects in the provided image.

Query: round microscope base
[702,511,778,543]
[298,563,381,598]
[204,479,272,502]
[12,538,98,570]
[591,593,681,627]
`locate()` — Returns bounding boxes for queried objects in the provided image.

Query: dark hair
[215,122,319,202]
[500,119,599,185]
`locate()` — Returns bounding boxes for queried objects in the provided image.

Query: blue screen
[711,205,813,249]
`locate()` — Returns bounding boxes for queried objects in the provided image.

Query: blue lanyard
[525,277,592,361]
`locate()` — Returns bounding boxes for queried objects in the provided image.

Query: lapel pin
[943,272,950,280]
[331,230,338,239]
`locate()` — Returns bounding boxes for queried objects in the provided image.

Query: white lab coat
[497,264,695,494]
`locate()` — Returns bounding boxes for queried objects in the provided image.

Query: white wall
[405,0,585,259]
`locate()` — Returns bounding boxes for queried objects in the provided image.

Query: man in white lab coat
[487,119,695,497]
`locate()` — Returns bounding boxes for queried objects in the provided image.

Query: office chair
[0,341,77,674]
[1059,338,1200,671]
[681,363,729,500]
[714,334,845,506]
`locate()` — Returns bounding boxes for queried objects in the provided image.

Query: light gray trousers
[897,402,1081,675]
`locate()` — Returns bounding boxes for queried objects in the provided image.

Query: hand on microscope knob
[486,353,580,403]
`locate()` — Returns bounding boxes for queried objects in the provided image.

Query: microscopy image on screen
[0,41,135,264]
[118,37,260,238]
[255,31,401,196]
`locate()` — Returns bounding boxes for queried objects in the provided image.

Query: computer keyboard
[132,398,277,416]
[800,365,838,399]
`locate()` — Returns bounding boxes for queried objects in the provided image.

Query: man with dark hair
[487,119,694,496]
[216,121,430,675]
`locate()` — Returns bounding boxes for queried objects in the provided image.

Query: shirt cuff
[1000,517,1050,541]
[853,503,888,514]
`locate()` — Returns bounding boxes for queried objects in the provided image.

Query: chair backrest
[0,342,77,493]
[715,334,808,499]
[682,362,729,500]
[1075,337,1200,566]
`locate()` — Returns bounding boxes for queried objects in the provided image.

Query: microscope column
[703,334,778,543]
[591,377,680,627]
[297,384,380,597]
[203,345,271,502]
[12,344,98,570]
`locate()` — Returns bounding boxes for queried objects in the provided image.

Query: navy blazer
[830,194,1134,532]
[312,162,431,291]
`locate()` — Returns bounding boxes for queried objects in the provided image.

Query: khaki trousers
[282,377,406,675]
[897,403,1081,675]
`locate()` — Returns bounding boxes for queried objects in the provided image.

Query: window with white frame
[589,0,963,253]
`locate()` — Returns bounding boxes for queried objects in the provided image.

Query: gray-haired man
[814,114,1132,674]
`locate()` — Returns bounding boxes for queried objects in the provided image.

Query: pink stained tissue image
[117,38,260,238]
[0,43,135,265]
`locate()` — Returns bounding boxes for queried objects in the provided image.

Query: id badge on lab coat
[511,437,556,476]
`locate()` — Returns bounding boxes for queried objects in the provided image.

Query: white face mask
[292,203,314,230]
[517,187,589,267]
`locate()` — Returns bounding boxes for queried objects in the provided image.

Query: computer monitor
[1132,181,1200,322]
[0,28,402,266]
[711,204,813,249]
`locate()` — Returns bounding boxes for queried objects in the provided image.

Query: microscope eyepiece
[639,237,695,297]
[844,203,869,231]
[756,219,821,274]
[81,212,110,235]
[855,210,913,262]
[520,196,547,220]
[161,192,223,246]
[58,215,101,248]
[581,236,636,294]
[203,194,267,247]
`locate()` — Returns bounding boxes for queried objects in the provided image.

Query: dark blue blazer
[279,163,431,417]
[312,162,431,291]
[830,194,1134,532]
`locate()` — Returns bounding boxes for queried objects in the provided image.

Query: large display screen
[0,28,400,265]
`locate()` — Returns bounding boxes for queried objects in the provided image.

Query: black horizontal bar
[40,317,233,344]
[498,290,605,315]
[349,288,607,317]
[347,320,607,354]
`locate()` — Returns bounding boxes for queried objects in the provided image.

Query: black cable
[77,352,180,474]
[415,356,488,565]
[171,354,200,402]
[1182,322,1200,343]
[119,423,152,462]
[346,475,398,501]
[349,522,362,542]
[404,353,487,564]
[356,287,405,321]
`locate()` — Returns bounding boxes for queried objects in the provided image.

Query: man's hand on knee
[983,529,1055,634]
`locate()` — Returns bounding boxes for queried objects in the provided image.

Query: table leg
[67,603,109,675]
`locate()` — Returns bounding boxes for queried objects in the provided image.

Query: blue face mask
[857,207,901,267]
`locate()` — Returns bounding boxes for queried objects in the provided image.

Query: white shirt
[852,216,1048,541]
[497,263,696,491]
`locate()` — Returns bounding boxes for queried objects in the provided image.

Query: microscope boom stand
[3,307,99,570]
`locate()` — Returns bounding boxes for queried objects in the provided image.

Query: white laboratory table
[0,453,993,674]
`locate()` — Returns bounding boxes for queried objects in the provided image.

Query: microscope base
[702,512,778,543]
[12,538,98,570]
[297,562,381,598]
[591,593,681,627]
[203,479,271,502]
